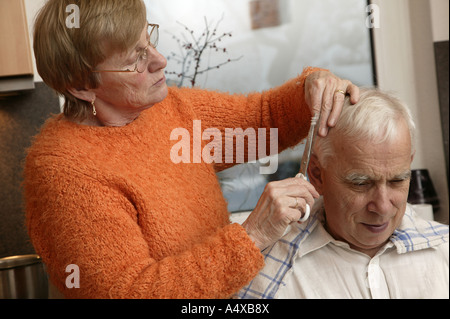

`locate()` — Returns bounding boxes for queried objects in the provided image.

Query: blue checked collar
[391,205,449,253]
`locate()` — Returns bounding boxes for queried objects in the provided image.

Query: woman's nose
[147,47,167,73]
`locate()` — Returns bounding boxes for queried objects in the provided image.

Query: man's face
[314,119,413,257]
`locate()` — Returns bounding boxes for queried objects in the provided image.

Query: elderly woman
[25,0,359,298]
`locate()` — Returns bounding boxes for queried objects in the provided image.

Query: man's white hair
[313,88,416,167]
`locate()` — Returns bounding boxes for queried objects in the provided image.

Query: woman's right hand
[242,176,320,250]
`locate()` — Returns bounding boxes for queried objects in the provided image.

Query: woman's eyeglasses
[92,23,159,74]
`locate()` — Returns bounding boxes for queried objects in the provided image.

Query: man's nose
[367,185,393,215]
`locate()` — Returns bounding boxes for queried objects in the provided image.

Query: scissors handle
[295,173,311,223]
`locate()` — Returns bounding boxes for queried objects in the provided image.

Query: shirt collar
[391,205,449,254]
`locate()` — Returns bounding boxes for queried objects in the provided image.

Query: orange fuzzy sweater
[24,68,317,299]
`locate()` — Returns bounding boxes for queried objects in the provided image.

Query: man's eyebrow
[391,170,412,180]
[344,170,412,183]
[344,173,372,183]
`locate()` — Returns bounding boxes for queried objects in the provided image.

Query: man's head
[308,89,416,257]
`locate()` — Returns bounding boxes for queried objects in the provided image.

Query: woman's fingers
[304,71,360,137]
[266,176,319,197]
[242,177,319,250]
[267,178,318,212]
[318,80,338,136]
[289,195,311,214]
[347,82,360,104]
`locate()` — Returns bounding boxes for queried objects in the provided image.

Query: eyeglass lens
[149,24,159,48]
[136,25,159,73]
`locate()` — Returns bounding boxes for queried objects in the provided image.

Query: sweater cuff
[221,223,265,289]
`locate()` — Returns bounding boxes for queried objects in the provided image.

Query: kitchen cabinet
[0,0,34,92]
[0,0,34,76]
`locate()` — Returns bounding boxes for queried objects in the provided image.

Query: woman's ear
[68,87,96,103]
[307,154,324,195]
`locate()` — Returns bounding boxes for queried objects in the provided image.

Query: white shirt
[238,201,449,299]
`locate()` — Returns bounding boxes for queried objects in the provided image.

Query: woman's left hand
[304,70,360,137]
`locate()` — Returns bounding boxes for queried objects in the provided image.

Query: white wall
[372,0,448,223]
[430,0,449,42]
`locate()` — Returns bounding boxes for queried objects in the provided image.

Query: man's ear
[307,153,324,195]
[67,87,96,103]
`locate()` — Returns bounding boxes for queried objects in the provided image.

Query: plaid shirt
[237,199,449,299]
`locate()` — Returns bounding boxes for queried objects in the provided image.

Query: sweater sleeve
[25,158,264,299]
[173,67,323,171]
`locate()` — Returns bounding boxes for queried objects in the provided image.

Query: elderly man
[238,89,449,299]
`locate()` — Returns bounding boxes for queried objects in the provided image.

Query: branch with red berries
[166,15,243,88]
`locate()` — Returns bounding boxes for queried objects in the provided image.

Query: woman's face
[92,24,168,125]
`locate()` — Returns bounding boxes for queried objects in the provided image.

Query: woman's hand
[242,176,320,250]
[305,70,360,137]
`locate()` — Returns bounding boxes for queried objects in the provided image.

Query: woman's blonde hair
[33,0,147,120]
[313,88,416,167]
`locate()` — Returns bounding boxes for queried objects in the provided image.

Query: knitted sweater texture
[24,68,317,298]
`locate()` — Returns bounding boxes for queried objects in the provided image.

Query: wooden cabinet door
[0,0,34,77]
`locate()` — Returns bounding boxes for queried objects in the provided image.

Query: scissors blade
[299,112,321,177]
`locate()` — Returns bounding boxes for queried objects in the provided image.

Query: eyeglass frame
[91,23,159,74]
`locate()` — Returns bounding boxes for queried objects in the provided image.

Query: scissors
[296,111,321,222]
